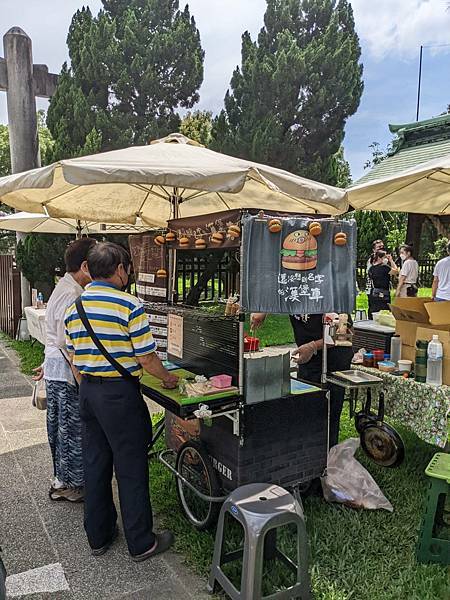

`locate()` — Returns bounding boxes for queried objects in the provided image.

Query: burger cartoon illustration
[280,229,318,271]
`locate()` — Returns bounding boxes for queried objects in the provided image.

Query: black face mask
[119,273,128,292]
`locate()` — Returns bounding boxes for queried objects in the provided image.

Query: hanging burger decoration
[308,221,322,236]
[154,234,166,246]
[211,232,224,245]
[168,211,242,249]
[280,230,318,271]
[268,218,282,233]
[334,231,347,246]
[195,237,207,249]
[227,224,240,240]
[165,231,176,243]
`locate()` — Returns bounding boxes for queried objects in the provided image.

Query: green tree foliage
[428,236,449,260]
[0,112,55,253]
[351,211,408,260]
[16,234,71,294]
[179,110,213,146]
[211,0,363,185]
[47,1,204,160]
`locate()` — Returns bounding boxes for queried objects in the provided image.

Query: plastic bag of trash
[321,438,393,512]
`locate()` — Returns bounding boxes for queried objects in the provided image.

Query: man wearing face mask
[65,242,178,561]
[367,250,398,318]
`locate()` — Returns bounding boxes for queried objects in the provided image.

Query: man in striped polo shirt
[65,242,177,561]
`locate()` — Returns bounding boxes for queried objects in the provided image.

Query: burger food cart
[129,208,364,530]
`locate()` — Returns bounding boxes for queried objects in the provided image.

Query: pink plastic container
[210,374,232,389]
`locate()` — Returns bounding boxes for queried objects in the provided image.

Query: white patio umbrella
[348,153,450,215]
[0,211,151,236]
[0,133,348,226]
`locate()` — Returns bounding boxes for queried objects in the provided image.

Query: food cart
[130,209,358,529]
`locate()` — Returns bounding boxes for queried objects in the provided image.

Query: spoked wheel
[360,425,405,467]
[175,441,222,530]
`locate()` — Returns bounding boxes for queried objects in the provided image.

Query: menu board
[129,233,169,359]
[167,314,184,358]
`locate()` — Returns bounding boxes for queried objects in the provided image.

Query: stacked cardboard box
[390,298,450,385]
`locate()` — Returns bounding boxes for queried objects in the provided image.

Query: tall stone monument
[0,27,58,308]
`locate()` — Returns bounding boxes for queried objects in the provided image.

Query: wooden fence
[0,254,21,337]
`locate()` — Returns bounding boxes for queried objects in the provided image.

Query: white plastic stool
[208,483,311,599]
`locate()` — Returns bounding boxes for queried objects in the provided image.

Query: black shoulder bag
[75,297,136,381]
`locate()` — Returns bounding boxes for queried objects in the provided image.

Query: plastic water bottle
[390,335,402,367]
[426,335,443,387]
[37,292,44,308]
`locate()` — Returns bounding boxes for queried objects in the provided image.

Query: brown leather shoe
[49,487,84,503]
[131,530,174,563]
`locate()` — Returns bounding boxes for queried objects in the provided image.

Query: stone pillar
[3,27,40,309]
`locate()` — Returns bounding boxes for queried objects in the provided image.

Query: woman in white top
[395,244,419,298]
[34,238,96,502]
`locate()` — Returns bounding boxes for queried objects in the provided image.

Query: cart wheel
[175,441,222,530]
[360,425,405,468]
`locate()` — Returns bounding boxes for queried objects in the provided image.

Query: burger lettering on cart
[280,230,318,271]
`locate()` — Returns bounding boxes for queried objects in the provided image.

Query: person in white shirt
[432,242,450,301]
[395,244,419,298]
[34,238,96,502]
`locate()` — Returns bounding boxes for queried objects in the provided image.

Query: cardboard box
[391,298,450,347]
[401,345,416,363]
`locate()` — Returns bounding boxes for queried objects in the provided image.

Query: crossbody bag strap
[75,296,134,381]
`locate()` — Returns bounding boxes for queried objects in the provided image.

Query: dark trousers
[298,349,353,447]
[79,377,155,555]
[368,291,390,319]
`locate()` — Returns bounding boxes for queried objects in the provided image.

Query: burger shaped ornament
[268,219,282,233]
[334,231,347,246]
[280,230,318,271]
[154,235,166,246]
[211,232,224,245]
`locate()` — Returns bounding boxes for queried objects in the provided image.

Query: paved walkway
[0,339,209,600]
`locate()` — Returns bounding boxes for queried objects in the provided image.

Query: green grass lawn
[6,338,44,375]
[150,409,448,600]
[4,293,447,599]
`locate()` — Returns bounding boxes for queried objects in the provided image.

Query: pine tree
[179,110,213,146]
[211,0,363,186]
[47,1,204,160]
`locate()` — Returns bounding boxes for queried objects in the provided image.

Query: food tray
[331,369,383,384]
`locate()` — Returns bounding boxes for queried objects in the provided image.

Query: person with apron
[396,244,419,298]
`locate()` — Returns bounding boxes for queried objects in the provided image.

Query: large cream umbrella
[0,211,151,236]
[0,133,348,226]
[347,153,450,214]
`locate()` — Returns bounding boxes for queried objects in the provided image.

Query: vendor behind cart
[251,312,353,447]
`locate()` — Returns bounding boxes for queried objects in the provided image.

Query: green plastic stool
[416,453,450,565]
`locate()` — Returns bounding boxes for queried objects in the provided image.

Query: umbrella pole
[76,220,82,239]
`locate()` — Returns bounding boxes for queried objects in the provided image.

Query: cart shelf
[141,369,241,418]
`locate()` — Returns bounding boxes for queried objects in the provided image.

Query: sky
[0,0,449,182]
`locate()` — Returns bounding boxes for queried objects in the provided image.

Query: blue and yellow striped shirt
[64,281,155,378]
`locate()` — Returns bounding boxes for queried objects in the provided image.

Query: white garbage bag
[321,437,393,512]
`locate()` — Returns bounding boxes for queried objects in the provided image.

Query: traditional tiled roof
[355,114,450,185]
